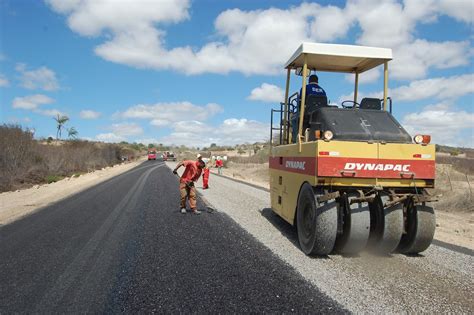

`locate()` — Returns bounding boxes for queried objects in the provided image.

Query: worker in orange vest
[202,158,210,189]
[173,156,205,214]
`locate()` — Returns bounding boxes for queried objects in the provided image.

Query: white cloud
[248,83,284,102]
[11,94,65,117]
[80,109,101,119]
[16,63,60,91]
[344,73,474,103]
[403,103,474,146]
[95,122,143,144]
[111,122,143,137]
[134,138,160,145]
[46,0,472,78]
[0,74,9,87]
[96,117,268,146]
[7,116,31,124]
[309,4,353,41]
[345,68,380,84]
[172,120,213,133]
[159,118,268,147]
[117,102,223,127]
[12,94,54,109]
[96,132,125,143]
[220,118,268,142]
[436,0,474,24]
[46,0,190,35]
[37,108,65,117]
[351,0,414,47]
[391,73,474,101]
[391,40,470,80]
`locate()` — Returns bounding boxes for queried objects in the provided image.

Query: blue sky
[0,0,473,147]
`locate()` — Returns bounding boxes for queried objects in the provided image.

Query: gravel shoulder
[167,161,474,313]
[0,158,146,226]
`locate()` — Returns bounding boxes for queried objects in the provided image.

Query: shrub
[228,148,270,164]
[436,155,474,175]
[0,124,141,192]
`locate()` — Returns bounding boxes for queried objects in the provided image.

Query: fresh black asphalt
[0,161,345,313]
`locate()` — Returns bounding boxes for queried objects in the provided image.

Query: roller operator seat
[291,95,328,143]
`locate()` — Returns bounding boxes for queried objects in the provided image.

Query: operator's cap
[196,154,202,159]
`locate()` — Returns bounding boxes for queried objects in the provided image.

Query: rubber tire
[296,183,337,256]
[369,194,404,253]
[398,200,436,254]
[335,193,370,255]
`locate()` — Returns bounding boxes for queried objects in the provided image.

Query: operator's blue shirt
[299,83,326,99]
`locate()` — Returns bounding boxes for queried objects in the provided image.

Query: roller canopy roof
[285,42,392,73]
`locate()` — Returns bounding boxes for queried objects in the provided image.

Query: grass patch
[45,175,64,184]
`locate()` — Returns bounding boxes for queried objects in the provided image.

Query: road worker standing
[202,158,210,189]
[173,157,205,215]
[216,156,223,175]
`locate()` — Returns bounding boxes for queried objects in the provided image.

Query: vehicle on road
[269,42,436,256]
[147,148,157,160]
[163,151,177,161]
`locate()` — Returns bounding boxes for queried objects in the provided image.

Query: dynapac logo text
[344,162,410,172]
[286,161,306,170]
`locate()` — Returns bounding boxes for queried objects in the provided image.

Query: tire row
[296,183,436,256]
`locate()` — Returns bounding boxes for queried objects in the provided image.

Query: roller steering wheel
[341,100,360,109]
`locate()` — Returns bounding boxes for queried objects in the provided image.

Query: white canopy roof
[285,42,392,73]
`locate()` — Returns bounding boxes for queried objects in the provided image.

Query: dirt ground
[221,162,270,189]
[218,162,473,250]
[0,158,145,226]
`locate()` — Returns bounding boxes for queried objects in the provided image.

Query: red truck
[147,148,157,160]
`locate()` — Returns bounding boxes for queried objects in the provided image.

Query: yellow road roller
[269,42,436,255]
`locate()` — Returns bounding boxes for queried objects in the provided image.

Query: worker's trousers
[179,182,197,209]
[202,169,210,188]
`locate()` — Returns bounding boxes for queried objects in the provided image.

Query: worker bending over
[173,157,205,215]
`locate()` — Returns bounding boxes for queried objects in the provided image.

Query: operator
[173,156,206,215]
[292,74,327,143]
[299,74,326,103]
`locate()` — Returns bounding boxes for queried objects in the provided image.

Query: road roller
[269,42,436,255]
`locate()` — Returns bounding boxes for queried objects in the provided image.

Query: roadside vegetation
[0,124,142,192]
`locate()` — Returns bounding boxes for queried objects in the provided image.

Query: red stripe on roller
[317,157,435,179]
[270,156,435,179]
[269,156,316,176]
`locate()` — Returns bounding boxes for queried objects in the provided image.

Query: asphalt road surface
[0,161,344,313]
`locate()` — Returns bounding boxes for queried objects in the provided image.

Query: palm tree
[53,114,69,139]
[67,126,78,139]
